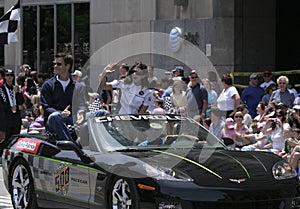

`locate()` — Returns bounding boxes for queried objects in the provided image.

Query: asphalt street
[0,165,13,209]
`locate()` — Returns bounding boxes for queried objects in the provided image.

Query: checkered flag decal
[164,96,173,111]
[0,0,20,45]
[88,98,103,113]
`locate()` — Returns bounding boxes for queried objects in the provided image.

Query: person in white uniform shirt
[99,62,154,114]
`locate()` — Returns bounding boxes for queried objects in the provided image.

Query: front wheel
[9,158,38,209]
[109,177,140,209]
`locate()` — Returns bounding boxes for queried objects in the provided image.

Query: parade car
[2,114,300,209]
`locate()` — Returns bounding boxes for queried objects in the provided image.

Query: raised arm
[99,63,118,90]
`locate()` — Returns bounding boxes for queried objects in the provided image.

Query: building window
[22,2,89,75]
[23,6,37,71]
[0,7,4,66]
[57,4,71,54]
[74,3,89,71]
[40,5,54,74]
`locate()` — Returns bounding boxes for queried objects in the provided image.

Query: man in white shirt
[260,70,276,90]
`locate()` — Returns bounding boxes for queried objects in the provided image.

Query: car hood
[171,149,280,186]
[92,148,293,187]
[146,149,281,184]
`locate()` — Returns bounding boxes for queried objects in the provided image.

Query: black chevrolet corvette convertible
[2,114,300,209]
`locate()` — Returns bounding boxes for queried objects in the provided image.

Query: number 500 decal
[55,165,70,195]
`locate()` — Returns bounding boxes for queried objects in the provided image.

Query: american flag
[0,0,20,45]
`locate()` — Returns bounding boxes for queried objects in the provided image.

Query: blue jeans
[85,109,110,119]
[46,112,73,141]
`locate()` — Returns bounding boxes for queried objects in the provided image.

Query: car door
[38,150,91,208]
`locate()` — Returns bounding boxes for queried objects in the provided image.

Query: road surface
[0,165,13,209]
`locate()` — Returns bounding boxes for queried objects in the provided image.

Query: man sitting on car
[41,52,86,141]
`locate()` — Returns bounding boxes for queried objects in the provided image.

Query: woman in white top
[170,80,187,115]
[99,62,154,114]
[260,117,284,153]
[217,74,240,118]
[253,101,267,122]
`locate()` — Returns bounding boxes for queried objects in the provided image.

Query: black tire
[9,158,38,209]
[108,177,140,209]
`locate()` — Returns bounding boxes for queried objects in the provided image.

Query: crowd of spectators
[2,56,300,171]
[0,64,49,134]
[97,64,300,171]
[0,65,48,156]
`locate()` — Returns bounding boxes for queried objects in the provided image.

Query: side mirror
[56,140,92,163]
[39,142,60,157]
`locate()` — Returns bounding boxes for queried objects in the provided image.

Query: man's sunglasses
[53,62,64,66]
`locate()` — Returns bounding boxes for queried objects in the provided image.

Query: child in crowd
[237,104,252,128]
[241,122,268,151]
[152,99,166,114]
[233,111,250,149]
[221,118,236,139]
[28,104,44,133]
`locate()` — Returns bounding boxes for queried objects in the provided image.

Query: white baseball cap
[72,70,82,77]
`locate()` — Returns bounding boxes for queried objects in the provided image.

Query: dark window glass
[57,4,71,54]
[21,3,90,74]
[40,5,54,74]
[23,6,37,71]
[0,8,4,66]
[74,3,90,70]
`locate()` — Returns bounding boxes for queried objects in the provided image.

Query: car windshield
[84,114,225,152]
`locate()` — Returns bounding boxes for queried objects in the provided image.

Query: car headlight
[143,164,193,182]
[272,161,298,180]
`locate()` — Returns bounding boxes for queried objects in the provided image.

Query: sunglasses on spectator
[278,82,286,85]
[251,77,259,80]
[190,76,198,79]
[53,62,64,66]
[234,115,243,118]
